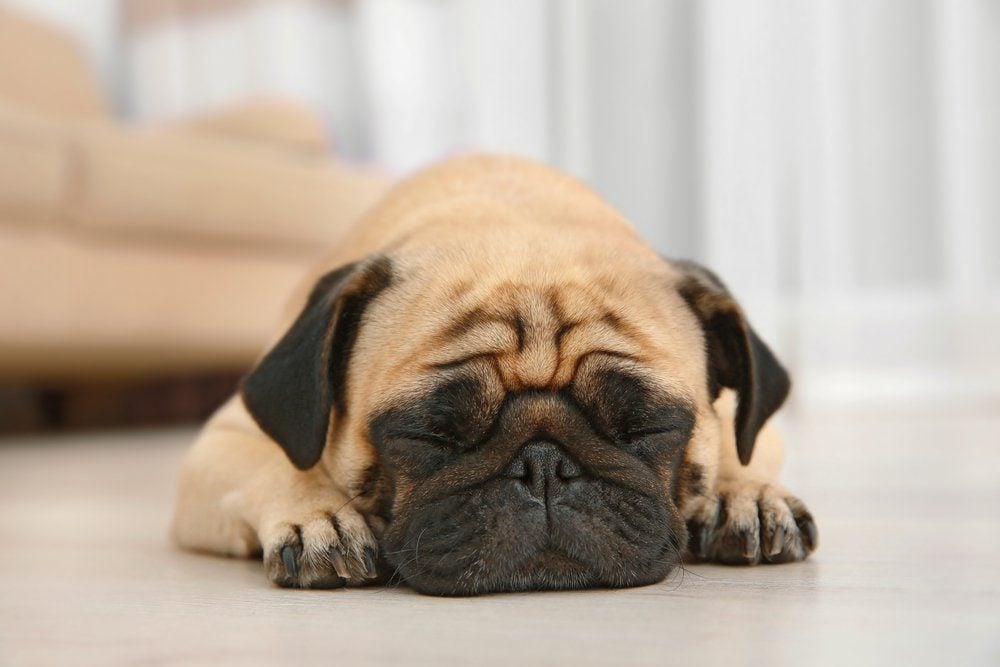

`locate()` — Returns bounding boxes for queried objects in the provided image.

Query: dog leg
[682,391,818,564]
[170,396,379,588]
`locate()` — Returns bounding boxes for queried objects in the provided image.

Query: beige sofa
[0,8,390,382]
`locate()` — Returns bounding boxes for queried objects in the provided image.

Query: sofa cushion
[0,228,307,380]
[0,104,72,225]
[73,126,390,249]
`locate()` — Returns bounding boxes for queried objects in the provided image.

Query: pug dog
[170,154,817,595]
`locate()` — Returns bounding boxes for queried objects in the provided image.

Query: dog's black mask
[368,357,695,595]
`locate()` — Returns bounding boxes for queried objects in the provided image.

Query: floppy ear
[241,256,393,470]
[672,260,790,466]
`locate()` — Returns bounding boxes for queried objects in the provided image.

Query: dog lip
[392,504,679,594]
[525,546,589,572]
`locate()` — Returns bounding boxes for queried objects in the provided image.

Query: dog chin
[390,501,682,596]
[403,546,678,596]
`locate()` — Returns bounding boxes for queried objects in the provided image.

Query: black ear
[673,260,790,466]
[241,257,393,470]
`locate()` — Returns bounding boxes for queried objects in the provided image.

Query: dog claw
[699,526,712,557]
[741,532,757,560]
[363,546,378,579]
[281,545,299,578]
[329,548,351,579]
[767,526,785,556]
[797,517,818,552]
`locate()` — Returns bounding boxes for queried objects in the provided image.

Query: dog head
[240,221,789,595]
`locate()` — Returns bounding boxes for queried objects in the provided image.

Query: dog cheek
[380,495,478,592]
[652,469,691,567]
[377,475,419,553]
[386,482,548,593]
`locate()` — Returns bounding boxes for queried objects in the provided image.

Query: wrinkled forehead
[352,264,706,418]
[427,281,649,389]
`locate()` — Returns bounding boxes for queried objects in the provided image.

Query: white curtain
[54,0,1000,410]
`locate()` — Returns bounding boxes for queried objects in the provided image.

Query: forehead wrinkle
[440,308,520,342]
[501,291,560,389]
[548,281,659,350]
[390,321,515,380]
[397,280,663,393]
[547,311,649,387]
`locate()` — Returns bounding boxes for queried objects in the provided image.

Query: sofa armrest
[72,125,391,249]
[0,103,74,226]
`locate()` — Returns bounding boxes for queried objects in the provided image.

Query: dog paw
[685,481,818,565]
[261,504,380,589]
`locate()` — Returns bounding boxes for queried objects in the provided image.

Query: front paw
[261,504,381,589]
[685,482,818,565]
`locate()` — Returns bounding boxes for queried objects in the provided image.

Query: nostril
[556,457,581,480]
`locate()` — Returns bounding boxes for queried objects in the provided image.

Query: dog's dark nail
[741,532,757,560]
[768,526,785,556]
[363,546,378,579]
[330,547,351,579]
[699,525,712,558]
[281,546,299,578]
[798,517,818,551]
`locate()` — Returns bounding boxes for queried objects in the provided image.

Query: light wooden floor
[1,410,998,666]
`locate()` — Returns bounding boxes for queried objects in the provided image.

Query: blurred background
[1,0,998,433]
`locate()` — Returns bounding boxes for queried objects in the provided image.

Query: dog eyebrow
[430,348,640,376]
[444,306,631,343]
[567,349,643,381]
[440,308,521,342]
[428,353,498,371]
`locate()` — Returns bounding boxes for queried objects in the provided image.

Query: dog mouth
[380,482,682,596]
[478,545,594,592]
[523,547,588,571]
[390,536,681,597]
[454,543,591,586]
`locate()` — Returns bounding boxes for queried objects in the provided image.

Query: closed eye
[388,430,466,450]
[625,425,686,439]
[619,405,696,444]
[428,353,496,371]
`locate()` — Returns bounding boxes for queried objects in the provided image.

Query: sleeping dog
[171,154,817,595]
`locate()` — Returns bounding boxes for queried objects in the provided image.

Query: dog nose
[506,441,582,502]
